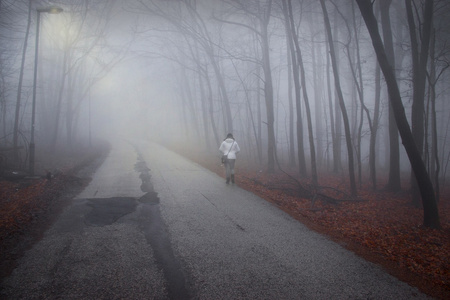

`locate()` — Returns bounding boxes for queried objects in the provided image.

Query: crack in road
[135,153,192,300]
[200,192,246,232]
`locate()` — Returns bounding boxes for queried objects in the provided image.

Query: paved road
[1,140,430,299]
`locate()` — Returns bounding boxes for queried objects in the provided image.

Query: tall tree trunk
[261,18,276,173]
[281,0,306,176]
[351,1,370,187]
[285,16,296,167]
[320,0,357,196]
[285,0,318,186]
[312,33,324,169]
[339,1,373,187]
[380,0,401,192]
[429,27,440,202]
[256,66,263,166]
[13,0,32,165]
[370,60,381,190]
[198,67,211,149]
[325,37,336,172]
[332,10,342,174]
[406,0,434,207]
[357,0,440,229]
[205,71,220,147]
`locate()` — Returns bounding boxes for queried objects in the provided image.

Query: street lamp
[29,6,63,175]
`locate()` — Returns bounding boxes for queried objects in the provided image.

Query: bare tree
[320,0,357,196]
[334,1,374,187]
[380,0,402,192]
[285,31,296,167]
[12,0,32,165]
[217,0,277,172]
[137,0,234,134]
[310,23,325,171]
[280,0,306,176]
[281,0,317,185]
[405,0,434,207]
[0,0,29,169]
[356,0,440,229]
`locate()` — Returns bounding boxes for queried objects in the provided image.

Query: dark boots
[226,175,235,184]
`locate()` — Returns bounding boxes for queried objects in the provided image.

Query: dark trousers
[225,159,235,180]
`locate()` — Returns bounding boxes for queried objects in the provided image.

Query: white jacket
[219,138,240,160]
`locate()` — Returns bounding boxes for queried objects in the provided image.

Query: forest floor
[0,144,449,299]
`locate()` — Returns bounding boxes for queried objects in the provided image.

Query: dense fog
[1,0,450,204]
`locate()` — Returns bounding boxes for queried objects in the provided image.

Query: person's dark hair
[225,133,234,140]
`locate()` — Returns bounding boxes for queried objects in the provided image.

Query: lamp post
[29,6,63,176]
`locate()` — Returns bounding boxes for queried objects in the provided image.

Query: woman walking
[219,133,241,184]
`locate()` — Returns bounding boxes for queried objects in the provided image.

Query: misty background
[1,0,450,204]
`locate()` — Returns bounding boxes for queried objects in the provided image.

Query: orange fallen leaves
[0,176,72,240]
[0,179,47,237]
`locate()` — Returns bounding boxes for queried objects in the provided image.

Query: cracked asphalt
[0,140,431,299]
